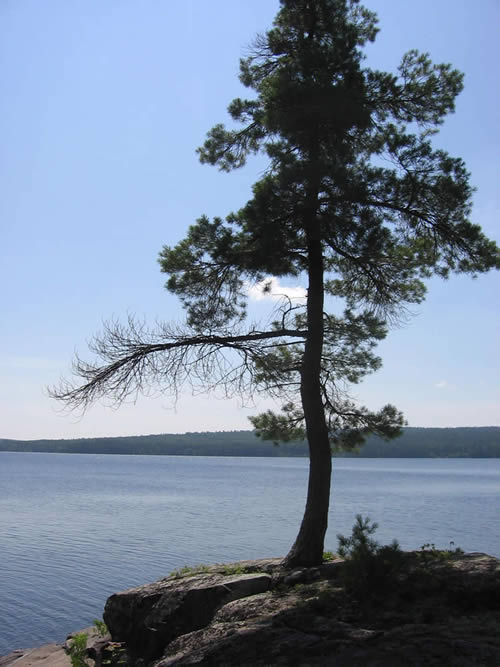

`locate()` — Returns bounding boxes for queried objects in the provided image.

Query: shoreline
[2,552,499,666]
[0,626,107,667]
[2,425,500,458]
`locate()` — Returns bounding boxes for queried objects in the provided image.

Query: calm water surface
[1,453,499,655]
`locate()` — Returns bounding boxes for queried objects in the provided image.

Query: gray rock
[0,646,69,667]
[149,553,500,666]
[153,596,383,667]
[103,571,272,663]
[0,626,111,667]
[93,553,500,666]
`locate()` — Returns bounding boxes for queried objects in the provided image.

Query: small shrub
[220,563,252,575]
[67,632,89,667]
[169,563,211,578]
[415,541,464,571]
[337,515,379,559]
[322,550,336,562]
[93,618,108,637]
[337,515,405,599]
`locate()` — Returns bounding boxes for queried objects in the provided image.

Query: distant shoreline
[1,426,499,458]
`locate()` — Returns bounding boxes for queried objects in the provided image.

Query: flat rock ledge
[102,553,500,666]
[103,567,276,663]
[2,553,499,666]
[0,627,109,667]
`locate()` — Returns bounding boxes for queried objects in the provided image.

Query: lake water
[1,453,499,655]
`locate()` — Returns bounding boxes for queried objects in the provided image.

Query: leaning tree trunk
[284,209,332,567]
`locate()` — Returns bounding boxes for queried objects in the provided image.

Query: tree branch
[49,318,307,413]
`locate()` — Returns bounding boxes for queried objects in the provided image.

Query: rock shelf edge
[2,553,499,666]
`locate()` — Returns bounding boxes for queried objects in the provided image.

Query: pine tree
[52,0,499,566]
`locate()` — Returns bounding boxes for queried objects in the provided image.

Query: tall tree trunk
[284,195,332,568]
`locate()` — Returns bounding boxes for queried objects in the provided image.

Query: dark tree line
[3,427,500,458]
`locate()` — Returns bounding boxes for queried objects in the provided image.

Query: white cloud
[246,277,307,302]
[434,380,456,390]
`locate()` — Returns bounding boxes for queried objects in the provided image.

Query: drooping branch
[49,316,306,413]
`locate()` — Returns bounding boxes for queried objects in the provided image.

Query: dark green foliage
[3,426,500,456]
[336,519,495,613]
[67,632,88,667]
[337,515,405,598]
[169,564,211,579]
[416,542,464,569]
[93,618,108,637]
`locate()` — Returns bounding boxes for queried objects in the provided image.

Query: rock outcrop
[103,564,275,663]
[0,626,109,667]
[2,553,499,666]
[101,553,500,666]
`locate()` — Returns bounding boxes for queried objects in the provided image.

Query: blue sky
[1,1,498,440]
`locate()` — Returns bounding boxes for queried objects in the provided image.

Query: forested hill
[1,427,499,457]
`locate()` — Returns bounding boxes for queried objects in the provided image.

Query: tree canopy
[52,0,499,566]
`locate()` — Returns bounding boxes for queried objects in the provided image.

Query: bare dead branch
[49,316,307,413]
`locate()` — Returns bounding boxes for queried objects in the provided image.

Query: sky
[1,0,498,440]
